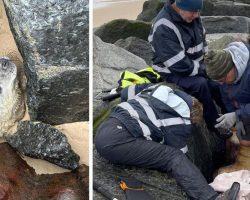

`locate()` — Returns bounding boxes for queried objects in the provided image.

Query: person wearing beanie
[148,0,226,137]
[205,41,250,143]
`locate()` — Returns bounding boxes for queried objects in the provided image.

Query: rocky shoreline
[93,0,250,199]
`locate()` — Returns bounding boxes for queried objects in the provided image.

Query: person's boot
[215,182,240,200]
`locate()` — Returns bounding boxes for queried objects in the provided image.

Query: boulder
[95,19,151,44]
[26,65,88,125]
[202,0,250,17]
[136,0,165,22]
[6,121,80,170]
[202,16,250,34]
[207,33,250,49]
[93,36,148,130]
[3,0,89,124]
[115,36,153,66]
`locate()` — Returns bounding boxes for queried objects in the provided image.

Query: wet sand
[94,0,146,27]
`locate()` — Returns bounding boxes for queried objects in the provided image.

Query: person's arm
[150,24,202,76]
[120,83,153,102]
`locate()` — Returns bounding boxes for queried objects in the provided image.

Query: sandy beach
[94,0,146,27]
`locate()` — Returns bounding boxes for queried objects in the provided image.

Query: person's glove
[235,120,246,140]
[215,112,236,129]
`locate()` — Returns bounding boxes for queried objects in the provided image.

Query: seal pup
[0,57,25,136]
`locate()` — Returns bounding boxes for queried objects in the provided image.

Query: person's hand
[215,112,236,129]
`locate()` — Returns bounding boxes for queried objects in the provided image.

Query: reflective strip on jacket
[110,83,192,152]
[148,0,207,76]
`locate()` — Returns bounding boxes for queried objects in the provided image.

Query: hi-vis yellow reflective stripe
[137,67,161,80]
[120,71,151,88]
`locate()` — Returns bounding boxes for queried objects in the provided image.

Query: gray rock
[136,0,250,23]
[136,0,166,22]
[27,65,89,125]
[202,0,250,17]
[115,37,153,66]
[3,0,89,124]
[93,36,148,130]
[6,121,80,170]
[93,147,187,200]
[95,19,151,44]
[202,16,250,34]
[206,33,250,45]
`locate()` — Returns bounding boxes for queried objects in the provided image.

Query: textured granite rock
[0,58,25,136]
[6,121,80,170]
[95,19,151,44]
[93,36,148,130]
[115,37,153,66]
[0,143,88,200]
[26,65,88,125]
[202,0,250,17]
[202,16,250,34]
[136,0,165,22]
[136,0,250,22]
[3,0,89,124]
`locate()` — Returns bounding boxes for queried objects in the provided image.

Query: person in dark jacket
[205,41,250,141]
[148,0,225,135]
[95,83,228,200]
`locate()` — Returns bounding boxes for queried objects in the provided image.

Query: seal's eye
[2,60,8,69]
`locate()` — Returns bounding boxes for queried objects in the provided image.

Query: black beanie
[176,0,203,12]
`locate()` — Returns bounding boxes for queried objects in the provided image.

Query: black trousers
[95,117,218,200]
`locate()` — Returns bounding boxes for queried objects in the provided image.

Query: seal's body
[0,57,24,136]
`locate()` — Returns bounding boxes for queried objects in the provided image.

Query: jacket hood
[151,85,191,124]
[224,42,250,83]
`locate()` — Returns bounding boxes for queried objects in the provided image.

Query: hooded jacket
[148,0,207,76]
[220,42,250,121]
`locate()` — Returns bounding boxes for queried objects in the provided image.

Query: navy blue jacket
[148,0,207,76]
[220,55,250,121]
[110,83,192,151]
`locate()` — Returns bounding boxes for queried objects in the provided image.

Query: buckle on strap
[119,181,144,191]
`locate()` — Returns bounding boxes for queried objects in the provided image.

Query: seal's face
[0,57,17,93]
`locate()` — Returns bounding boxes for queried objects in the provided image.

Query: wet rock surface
[93,147,187,200]
[0,143,88,200]
[3,0,89,124]
[93,36,148,129]
[202,16,250,34]
[115,36,153,66]
[6,121,80,170]
[136,0,165,22]
[26,65,89,125]
[95,19,151,44]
